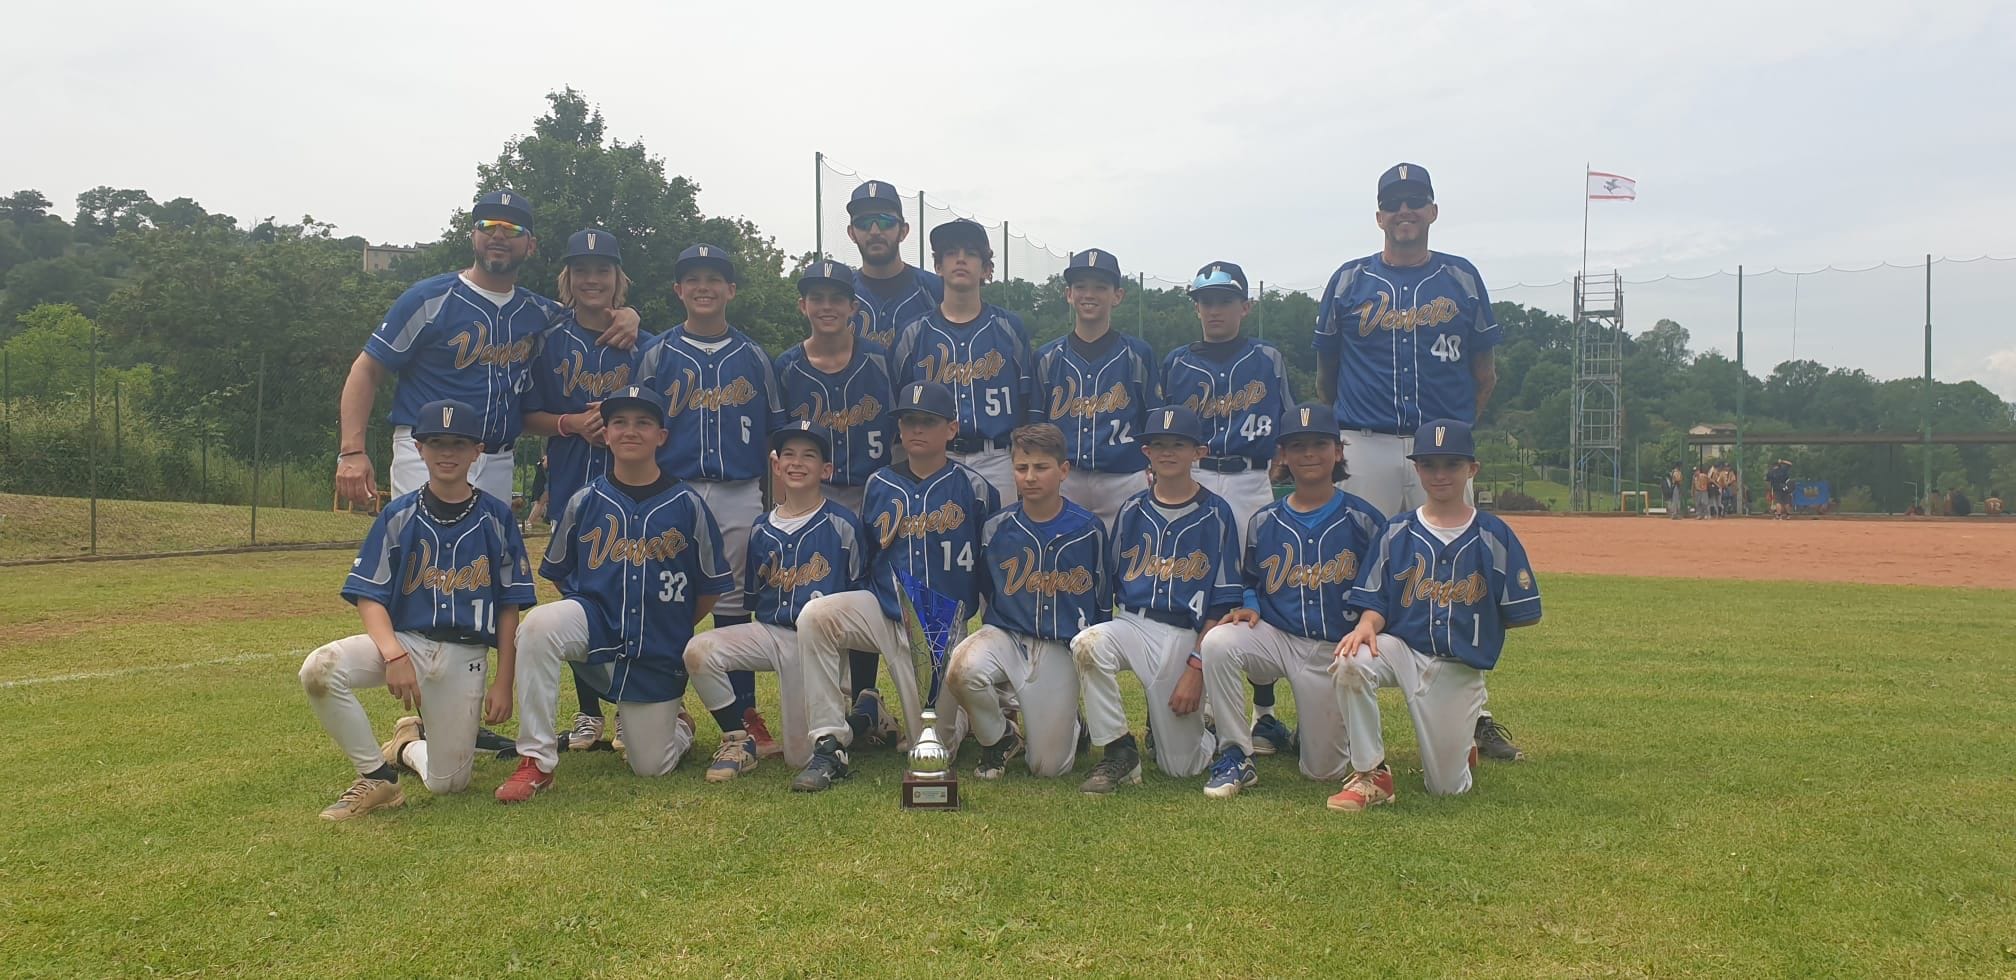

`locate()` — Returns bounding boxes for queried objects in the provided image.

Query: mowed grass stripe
[2,560,2013,976]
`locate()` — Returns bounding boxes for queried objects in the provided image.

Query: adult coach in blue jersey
[891,218,1036,504]
[335,191,640,506]
[1311,163,1523,762]
[1035,248,1160,529]
[845,180,944,349]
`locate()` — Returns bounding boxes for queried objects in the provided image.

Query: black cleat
[1474,715,1525,761]
[1079,734,1143,795]
[792,736,853,792]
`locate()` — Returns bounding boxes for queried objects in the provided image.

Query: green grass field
[0,493,378,561]
[3,552,2013,977]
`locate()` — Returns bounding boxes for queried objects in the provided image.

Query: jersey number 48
[1430,333,1464,363]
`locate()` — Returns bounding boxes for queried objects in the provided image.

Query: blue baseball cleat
[1251,714,1294,756]
[1203,745,1258,799]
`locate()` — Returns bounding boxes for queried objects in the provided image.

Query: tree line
[3,88,2011,512]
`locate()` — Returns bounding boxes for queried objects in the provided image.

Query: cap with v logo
[1141,404,1204,444]
[412,398,483,442]
[1405,417,1476,460]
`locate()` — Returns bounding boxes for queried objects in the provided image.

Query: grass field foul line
[0,649,300,688]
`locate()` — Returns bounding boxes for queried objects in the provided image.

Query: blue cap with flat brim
[1406,418,1476,460]
[1188,260,1249,300]
[1064,248,1123,287]
[1141,405,1205,445]
[598,385,668,423]
[767,420,834,460]
[798,258,855,294]
[1377,163,1434,201]
[413,399,484,442]
[674,243,736,283]
[893,381,957,421]
[928,218,990,253]
[847,179,906,216]
[472,190,534,230]
[563,228,621,264]
[1279,402,1341,441]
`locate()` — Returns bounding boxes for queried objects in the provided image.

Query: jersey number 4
[1430,333,1464,363]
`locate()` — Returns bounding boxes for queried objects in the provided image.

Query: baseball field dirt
[1504,515,2016,587]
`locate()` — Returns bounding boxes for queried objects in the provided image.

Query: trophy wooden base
[901,774,961,810]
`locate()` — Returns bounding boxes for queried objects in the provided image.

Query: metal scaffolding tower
[1571,272,1624,511]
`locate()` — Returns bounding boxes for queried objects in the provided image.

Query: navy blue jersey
[1349,508,1541,670]
[541,478,734,703]
[1034,332,1161,474]
[343,489,537,644]
[523,314,654,511]
[977,501,1113,641]
[637,324,786,482]
[861,461,1001,622]
[773,339,897,488]
[1243,490,1386,643]
[364,272,561,448]
[746,500,869,630]
[890,304,1036,445]
[853,266,945,350]
[1110,487,1243,631]
[1161,337,1294,464]
[1312,251,1500,432]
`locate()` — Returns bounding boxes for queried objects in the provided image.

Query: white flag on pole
[1588,171,1637,200]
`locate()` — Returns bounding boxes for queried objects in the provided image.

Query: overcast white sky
[6,1,2013,402]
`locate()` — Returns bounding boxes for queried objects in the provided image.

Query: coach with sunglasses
[335,190,642,506]
[1310,162,1524,763]
[844,180,943,350]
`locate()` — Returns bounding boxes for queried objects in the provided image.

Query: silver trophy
[894,571,965,809]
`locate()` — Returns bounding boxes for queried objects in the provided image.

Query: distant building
[362,244,419,274]
[1689,423,1738,459]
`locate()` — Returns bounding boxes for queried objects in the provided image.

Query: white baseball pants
[512,599,694,777]
[1072,610,1215,778]
[688,478,762,619]
[1201,619,1351,781]
[1063,469,1150,531]
[300,632,487,794]
[1333,633,1487,796]
[946,626,1081,777]
[683,621,813,768]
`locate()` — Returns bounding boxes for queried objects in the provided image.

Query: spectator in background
[1948,488,1972,517]
[1693,464,1712,520]
[1985,490,2003,516]
[1767,458,1793,519]
[1714,461,1738,517]
[1664,464,1685,519]
[525,451,550,529]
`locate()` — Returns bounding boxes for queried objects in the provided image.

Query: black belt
[420,628,487,646]
[950,435,1007,454]
[1198,456,1260,474]
[1121,605,1196,630]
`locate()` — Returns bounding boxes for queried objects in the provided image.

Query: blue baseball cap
[847,179,906,216]
[1377,163,1434,202]
[1141,405,1205,445]
[797,258,856,294]
[927,218,990,254]
[472,190,534,229]
[562,228,622,264]
[598,385,667,423]
[674,243,736,283]
[892,381,957,421]
[1407,418,1476,460]
[767,419,834,460]
[1188,260,1249,300]
[412,399,484,443]
[1064,247,1123,287]
[1278,402,1341,442]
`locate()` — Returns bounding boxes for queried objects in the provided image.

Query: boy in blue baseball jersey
[682,422,868,781]
[891,218,1036,504]
[335,190,642,506]
[300,398,537,821]
[1198,404,1386,798]
[637,244,788,757]
[1327,419,1542,812]
[522,228,654,752]
[845,179,945,349]
[1165,261,1298,753]
[494,386,735,802]
[947,423,1108,780]
[1312,165,1525,763]
[1035,249,1160,530]
[1072,406,1241,793]
[775,259,903,741]
[792,381,1001,793]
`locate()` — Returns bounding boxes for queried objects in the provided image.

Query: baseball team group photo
[8,7,2015,975]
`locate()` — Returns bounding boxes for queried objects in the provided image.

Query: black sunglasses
[851,213,902,231]
[1379,195,1433,212]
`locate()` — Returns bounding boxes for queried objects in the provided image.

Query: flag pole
[1580,163,1590,280]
